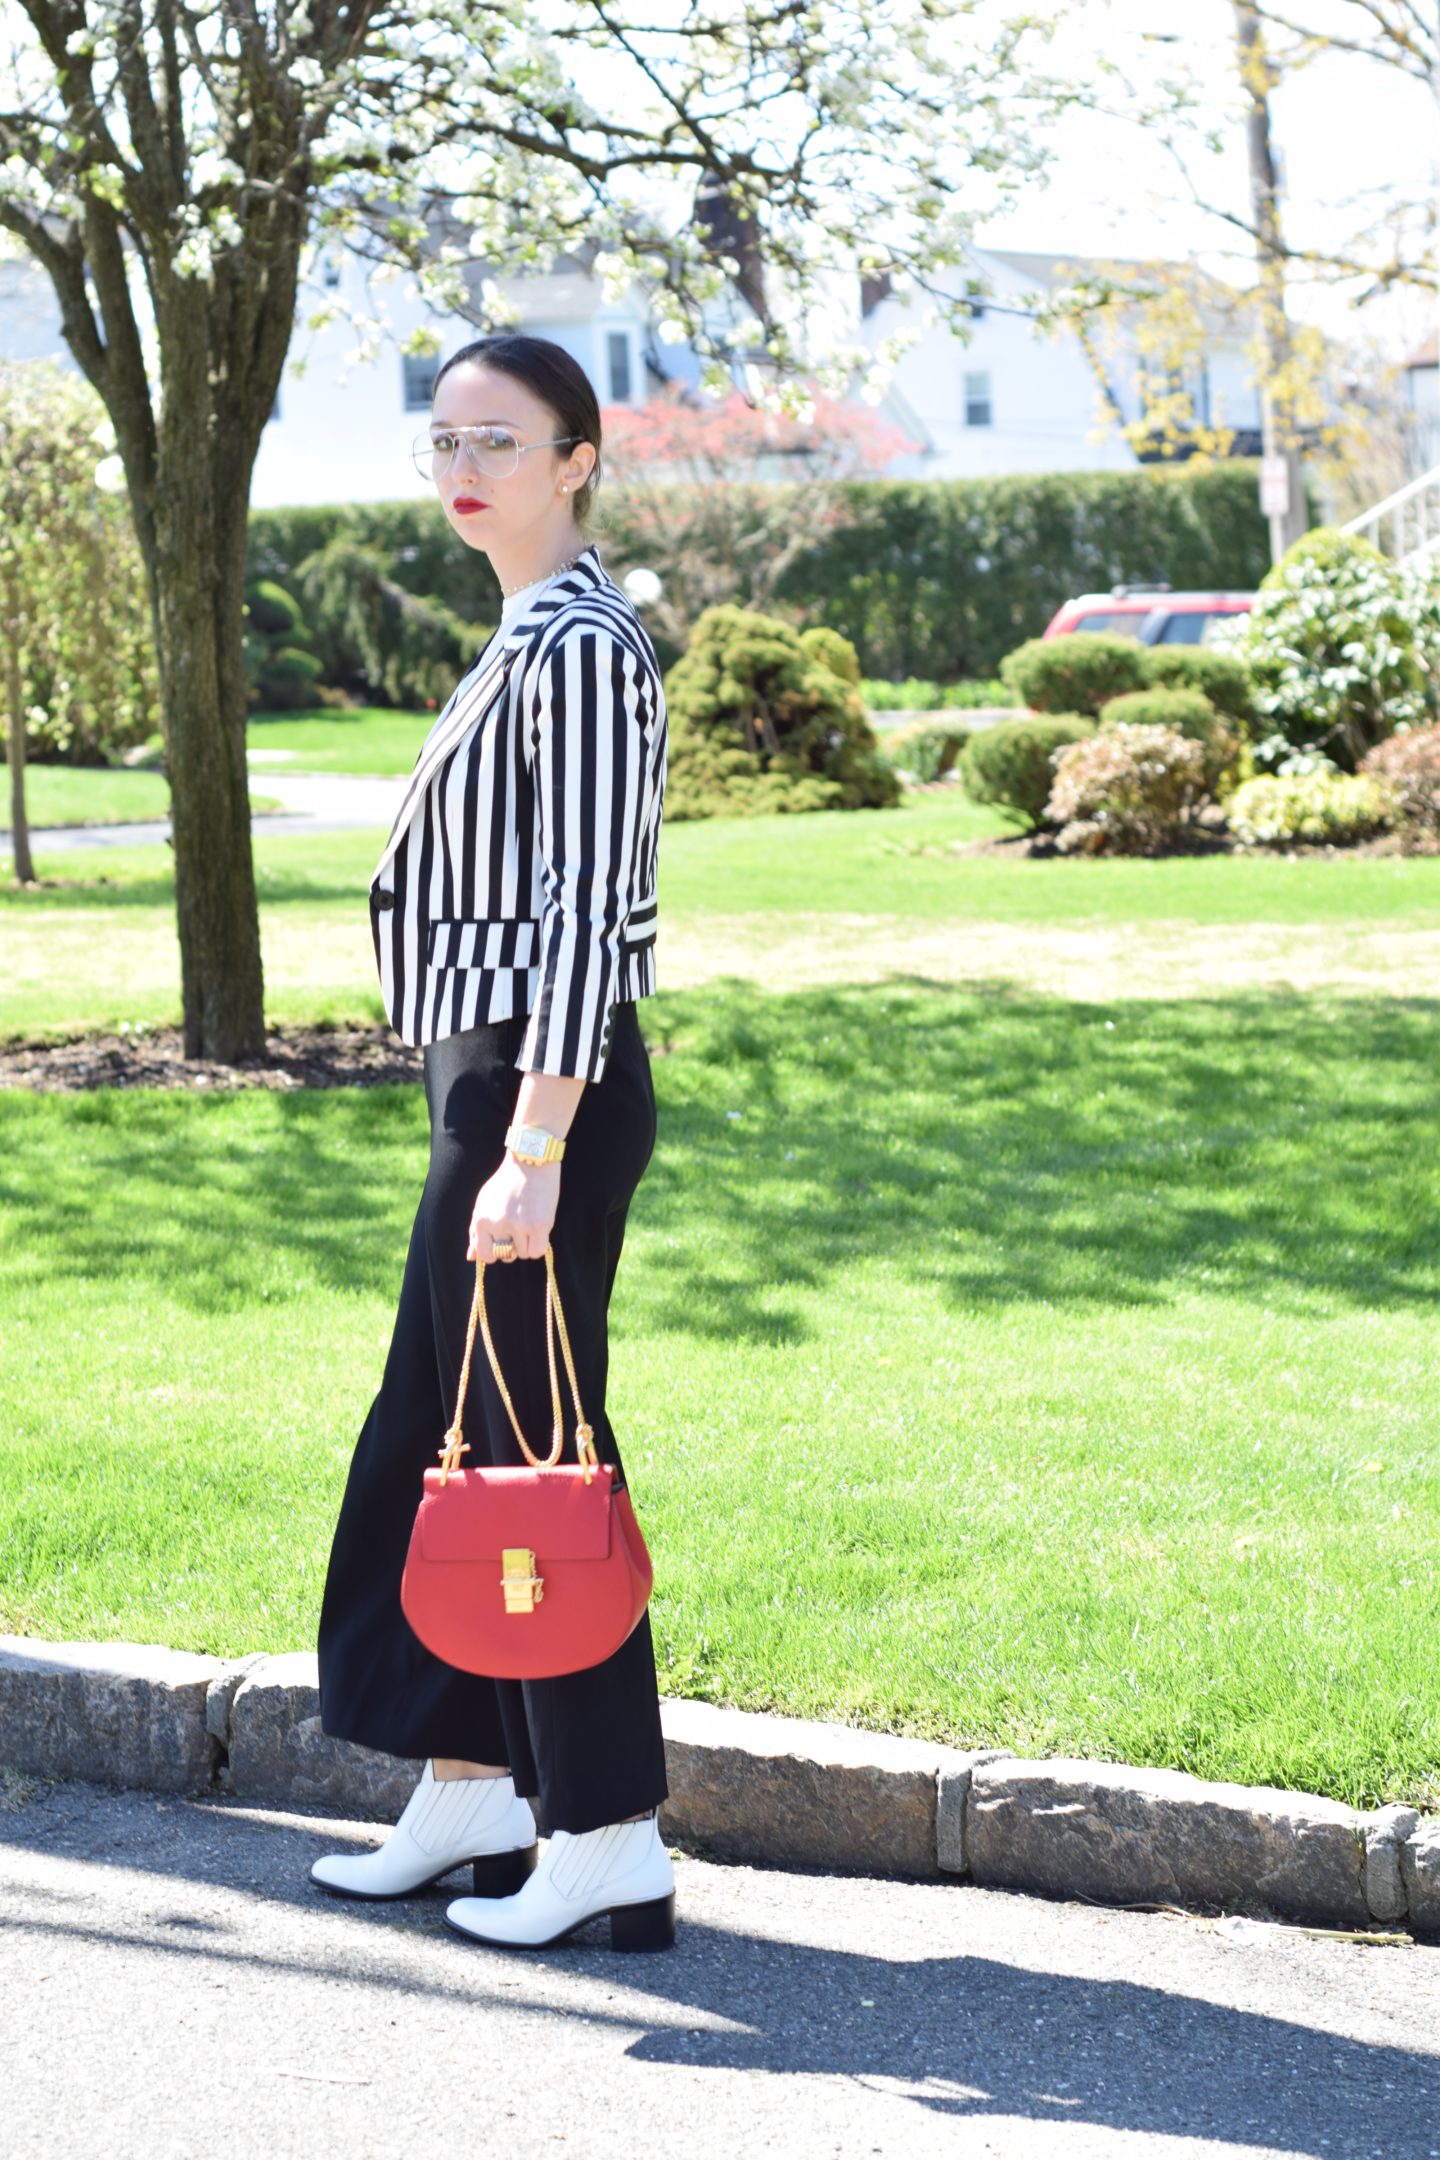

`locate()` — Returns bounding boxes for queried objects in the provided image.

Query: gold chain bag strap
[439,1247,598,1481]
[399,1248,655,1681]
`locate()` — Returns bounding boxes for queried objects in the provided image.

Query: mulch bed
[0,1022,423,1094]
[949,829,1421,861]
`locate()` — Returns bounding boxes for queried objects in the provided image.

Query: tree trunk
[4,634,36,886]
[1234,3,1309,560]
[150,466,266,1061]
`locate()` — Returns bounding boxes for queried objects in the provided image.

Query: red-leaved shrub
[1046,722,1209,854]
[1359,723,1440,849]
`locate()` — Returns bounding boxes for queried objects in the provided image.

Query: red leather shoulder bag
[400,1247,654,1680]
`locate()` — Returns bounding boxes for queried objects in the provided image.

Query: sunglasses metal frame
[411,425,582,482]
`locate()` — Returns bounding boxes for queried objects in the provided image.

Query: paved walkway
[0,770,405,853]
[1,1779,1436,2159]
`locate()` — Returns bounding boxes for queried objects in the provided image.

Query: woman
[311,332,674,1954]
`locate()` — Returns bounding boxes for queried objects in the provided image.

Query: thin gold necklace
[499,549,586,599]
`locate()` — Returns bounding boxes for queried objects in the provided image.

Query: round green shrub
[1139,645,1255,731]
[1099,686,1239,797]
[999,632,1148,718]
[1238,525,1440,772]
[663,604,901,822]
[1047,723,1210,854]
[1225,770,1393,848]
[244,578,325,712]
[960,716,1096,829]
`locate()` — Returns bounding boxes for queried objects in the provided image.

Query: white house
[1401,333,1440,475]
[251,248,667,508]
[855,245,1267,481]
[0,230,1276,503]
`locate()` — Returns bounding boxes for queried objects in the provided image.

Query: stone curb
[2,1635,1435,1940]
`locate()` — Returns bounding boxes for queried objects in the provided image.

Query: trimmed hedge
[248,459,1278,691]
[1000,632,1148,716]
[961,716,1096,829]
[1140,645,1254,730]
[1098,686,1240,797]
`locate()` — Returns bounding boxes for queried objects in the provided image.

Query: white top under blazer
[369,541,667,1083]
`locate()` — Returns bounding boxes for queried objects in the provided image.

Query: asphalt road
[0,1778,1437,2160]
[0,770,405,852]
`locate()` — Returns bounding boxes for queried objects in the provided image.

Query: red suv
[1043,586,1255,646]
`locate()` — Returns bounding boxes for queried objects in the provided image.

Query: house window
[402,353,437,412]
[322,252,342,289]
[964,370,992,427]
[607,330,632,403]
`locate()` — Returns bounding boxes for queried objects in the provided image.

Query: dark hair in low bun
[431,333,603,532]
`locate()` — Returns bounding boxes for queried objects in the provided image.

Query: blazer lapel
[372,544,610,886]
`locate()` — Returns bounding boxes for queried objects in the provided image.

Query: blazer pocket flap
[427,917,541,968]
[418,1466,616,1561]
[621,891,658,948]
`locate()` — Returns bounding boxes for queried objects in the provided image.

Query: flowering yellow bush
[1225,771,1391,848]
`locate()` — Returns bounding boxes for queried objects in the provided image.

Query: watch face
[517,1125,547,1150]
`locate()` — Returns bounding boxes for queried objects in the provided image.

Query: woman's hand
[467,1154,561,1264]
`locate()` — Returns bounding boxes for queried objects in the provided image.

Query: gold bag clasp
[500,1547,544,1614]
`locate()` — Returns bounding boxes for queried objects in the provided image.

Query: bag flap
[417,1465,615,1562]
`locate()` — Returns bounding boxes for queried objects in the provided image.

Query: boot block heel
[470,1844,538,1898]
[608,1891,676,1952]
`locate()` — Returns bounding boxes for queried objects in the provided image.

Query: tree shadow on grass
[637,978,1440,1337]
[0,979,1436,1336]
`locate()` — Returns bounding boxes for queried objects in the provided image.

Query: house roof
[977,247,1248,333]
[1405,332,1438,369]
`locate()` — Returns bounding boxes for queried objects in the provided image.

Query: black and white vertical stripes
[368,545,667,1083]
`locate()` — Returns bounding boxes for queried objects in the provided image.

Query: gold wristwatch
[505,1120,567,1165]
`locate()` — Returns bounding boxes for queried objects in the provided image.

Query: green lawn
[247,706,434,774]
[0,981,1435,1809]
[1,787,1438,1811]
[0,767,281,830]
[1,791,1438,1039]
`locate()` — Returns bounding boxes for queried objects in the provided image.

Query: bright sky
[975,0,1440,362]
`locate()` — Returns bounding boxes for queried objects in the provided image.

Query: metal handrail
[1341,464,1440,561]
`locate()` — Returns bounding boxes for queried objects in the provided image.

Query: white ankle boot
[310,1760,538,1902]
[443,1809,676,1950]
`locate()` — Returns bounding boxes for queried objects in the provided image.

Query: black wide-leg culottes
[316,1000,669,1837]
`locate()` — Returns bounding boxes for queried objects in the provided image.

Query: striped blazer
[369,542,667,1083]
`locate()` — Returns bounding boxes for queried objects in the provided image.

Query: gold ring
[491,1234,516,1259]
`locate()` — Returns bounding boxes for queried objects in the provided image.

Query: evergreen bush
[801,624,862,686]
[295,537,491,710]
[960,716,1096,828]
[999,633,1149,717]
[662,604,901,822]
[243,579,326,712]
